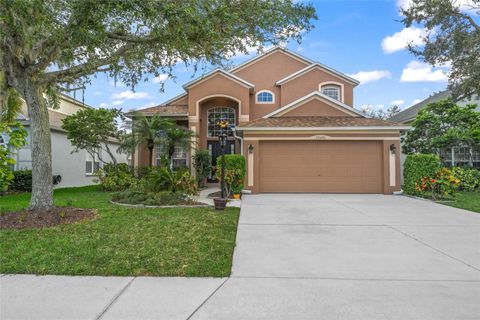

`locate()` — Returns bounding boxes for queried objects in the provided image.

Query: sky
[73,0,459,114]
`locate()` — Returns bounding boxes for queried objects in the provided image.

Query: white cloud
[382,27,426,53]
[111,90,149,100]
[152,74,169,83]
[94,91,101,96]
[99,102,108,108]
[411,99,423,105]
[400,61,448,82]
[111,100,124,106]
[390,99,405,106]
[348,70,391,84]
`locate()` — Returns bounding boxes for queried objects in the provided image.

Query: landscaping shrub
[9,170,32,191]
[96,163,137,191]
[193,150,211,187]
[452,167,480,191]
[111,189,192,206]
[111,188,150,204]
[403,154,441,196]
[215,154,246,196]
[145,167,198,195]
[8,170,62,192]
[415,167,460,200]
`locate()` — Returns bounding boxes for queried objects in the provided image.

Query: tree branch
[460,12,480,31]
[41,43,134,84]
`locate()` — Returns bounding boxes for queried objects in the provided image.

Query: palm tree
[126,112,171,167]
[164,126,195,169]
[122,112,195,168]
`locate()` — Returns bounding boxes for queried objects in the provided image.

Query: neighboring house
[9,93,128,188]
[390,90,480,169]
[133,46,408,194]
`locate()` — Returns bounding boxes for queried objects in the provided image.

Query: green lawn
[0,186,239,277]
[442,191,480,213]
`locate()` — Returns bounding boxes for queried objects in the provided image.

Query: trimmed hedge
[216,154,246,194]
[403,154,441,195]
[216,154,246,173]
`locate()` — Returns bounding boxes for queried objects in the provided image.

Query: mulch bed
[207,191,236,199]
[0,207,97,230]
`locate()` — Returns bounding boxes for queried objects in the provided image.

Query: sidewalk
[0,274,225,320]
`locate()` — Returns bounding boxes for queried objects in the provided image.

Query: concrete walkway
[1,194,479,319]
[193,185,241,207]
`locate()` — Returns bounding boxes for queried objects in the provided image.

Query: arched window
[321,85,341,101]
[207,107,235,137]
[256,90,274,104]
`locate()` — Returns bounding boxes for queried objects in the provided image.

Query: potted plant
[232,184,242,199]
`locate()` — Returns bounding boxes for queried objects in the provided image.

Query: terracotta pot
[233,194,241,199]
[213,198,227,210]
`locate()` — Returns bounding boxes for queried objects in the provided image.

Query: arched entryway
[197,96,240,180]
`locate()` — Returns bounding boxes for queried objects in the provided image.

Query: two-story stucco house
[134,47,408,194]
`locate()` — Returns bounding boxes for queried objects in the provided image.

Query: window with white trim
[256,90,274,104]
[85,152,100,175]
[321,85,340,101]
[440,145,480,168]
[156,142,188,169]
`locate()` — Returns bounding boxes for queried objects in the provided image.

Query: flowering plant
[415,167,460,200]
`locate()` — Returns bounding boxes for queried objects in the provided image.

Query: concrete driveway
[192,194,480,319]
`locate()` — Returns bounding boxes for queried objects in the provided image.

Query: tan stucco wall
[280,68,354,107]
[187,73,250,119]
[233,50,309,120]
[281,98,354,117]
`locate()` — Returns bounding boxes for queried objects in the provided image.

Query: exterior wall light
[248,144,254,154]
[390,144,397,154]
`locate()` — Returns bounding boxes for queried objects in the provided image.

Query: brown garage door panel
[259,141,383,193]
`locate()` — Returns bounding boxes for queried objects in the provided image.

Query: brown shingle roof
[237,116,407,129]
[133,105,188,116]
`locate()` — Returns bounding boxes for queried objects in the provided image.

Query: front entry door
[207,140,236,182]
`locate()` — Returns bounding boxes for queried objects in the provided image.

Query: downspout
[233,128,243,155]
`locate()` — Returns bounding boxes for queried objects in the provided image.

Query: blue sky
[76,0,452,113]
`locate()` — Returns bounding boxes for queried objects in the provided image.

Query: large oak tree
[401,0,480,99]
[1,0,316,209]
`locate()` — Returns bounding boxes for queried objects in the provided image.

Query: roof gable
[183,69,254,90]
[230,46,312,74]
[264,91,367,118]
[276,63,359,86]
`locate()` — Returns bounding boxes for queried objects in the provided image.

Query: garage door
[259,140,383,193]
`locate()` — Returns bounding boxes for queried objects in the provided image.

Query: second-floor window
[321,85,341,101]
[256,90,274,104]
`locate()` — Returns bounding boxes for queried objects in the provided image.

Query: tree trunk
[148,146,153,167]
[23,80,54,210]
[104,143,117,164]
